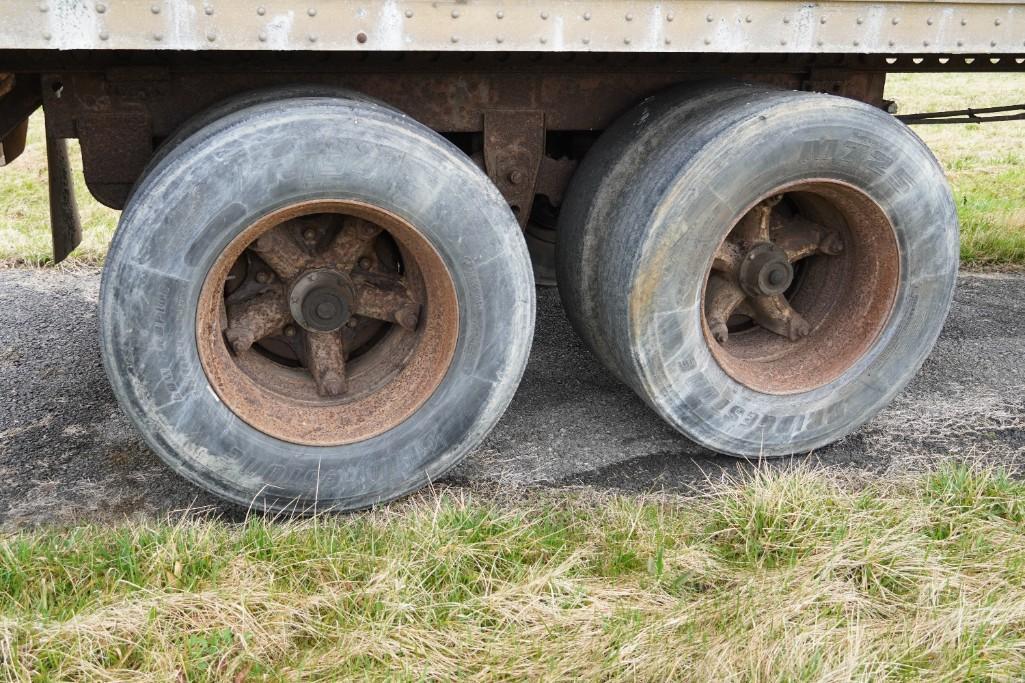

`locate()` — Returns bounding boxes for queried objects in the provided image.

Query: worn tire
[558,81,777,382]
[126,85,376,207]
[557,84,958,457]
[101,94,534,511]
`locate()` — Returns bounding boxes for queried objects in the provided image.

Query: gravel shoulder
[1,268,1023,528]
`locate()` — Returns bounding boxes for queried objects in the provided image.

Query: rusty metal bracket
[1,118,27,166]
[483,110,544,228]
[77,111,153,208]
[802,70,886,107]
[45,111,82,263]
[0,74,42,166]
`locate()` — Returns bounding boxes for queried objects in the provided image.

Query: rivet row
[27,3,1021,52]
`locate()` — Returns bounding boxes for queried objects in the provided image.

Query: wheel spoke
[734,301,755,319]
[732,195,782,243]
[705,274,747,344]
[355,279,420,330]
[748,294,811,341]
[251,228,309,280]
[324,217,382,271]
[225,288,292,352]
[773,215,844,261]
[712,239,744,274]
[305,331,347,397]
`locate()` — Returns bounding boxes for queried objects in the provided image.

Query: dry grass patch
[2,464,1025,681]
[0,121,116,266]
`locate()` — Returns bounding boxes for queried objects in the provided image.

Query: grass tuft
[3,465,1025,680]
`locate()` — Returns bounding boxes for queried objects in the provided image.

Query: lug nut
[346,318,358,329]
[822,234,845,255]
[320,371,345,396]
[283,325,296,337]
[395,304,420,330]
[358,257,372,270]
[303,227,318,242]
[710,320,729,344]
[225,329,254,353]
[255,271,271,284]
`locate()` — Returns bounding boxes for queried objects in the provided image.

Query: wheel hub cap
[739,242,794,297]
[289,269,355,333]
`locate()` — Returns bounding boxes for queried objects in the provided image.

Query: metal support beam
[45,111,81,263]
[483,110,545,228]
[0,74,41,166]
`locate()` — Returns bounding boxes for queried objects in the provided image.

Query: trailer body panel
[3,0,1025,56]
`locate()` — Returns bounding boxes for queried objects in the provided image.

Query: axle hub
[739,242,794,297]
[704,195,846,345]
[288,269,355,333]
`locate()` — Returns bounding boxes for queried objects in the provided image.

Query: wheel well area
[8,51,899,213]
[1,49,1022,249]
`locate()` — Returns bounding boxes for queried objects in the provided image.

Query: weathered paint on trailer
[2,0,1025,55]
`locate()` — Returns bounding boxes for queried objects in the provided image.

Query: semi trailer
[1,0,1021,511]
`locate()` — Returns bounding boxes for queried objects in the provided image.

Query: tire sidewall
[125,85,382,208]
[101,98,534,510]
[557,81,776,381]
[623,95,958,456]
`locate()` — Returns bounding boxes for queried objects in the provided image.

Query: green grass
[3,464,1025,680]
[886,74,1025,267]
[0,120,116,266]
[1,75,1024,266]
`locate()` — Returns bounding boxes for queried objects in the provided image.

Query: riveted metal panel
[2,1,1024,55]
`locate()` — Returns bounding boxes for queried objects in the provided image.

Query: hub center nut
[739,242,794,297]
[289,269,356,332]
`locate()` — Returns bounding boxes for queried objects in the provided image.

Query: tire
[557,84,958,457]
[557,80,778,382]
[101,93,535,512]
[125,85,376,207]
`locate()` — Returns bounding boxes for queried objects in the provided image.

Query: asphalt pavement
[1,268,1022,528]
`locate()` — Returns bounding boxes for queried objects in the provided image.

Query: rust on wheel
[196,200,459,446]
[702,181,900,395]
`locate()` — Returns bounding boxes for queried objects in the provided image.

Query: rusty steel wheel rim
[701,180,900,395]
[196,199,459,446]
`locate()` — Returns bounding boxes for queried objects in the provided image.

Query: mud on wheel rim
[702,180,900,395]
[196,199,459,446]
